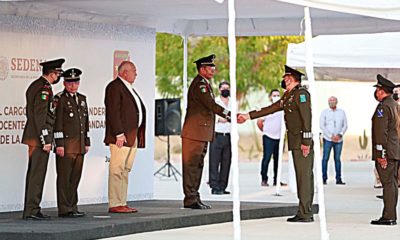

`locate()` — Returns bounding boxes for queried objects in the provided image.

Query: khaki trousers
[108,143,137,208]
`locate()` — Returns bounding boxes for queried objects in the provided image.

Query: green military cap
[374,74,396,90]
[282,65,304,81]
[62,68,82,82]
[40,58,65,74]
[194,54,216,69]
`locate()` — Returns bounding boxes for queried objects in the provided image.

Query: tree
[156,33,304,107]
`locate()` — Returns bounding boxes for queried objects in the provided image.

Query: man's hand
[331,135,341,142]
[116,134,126,148]
[237,113,249,124]
[301,144,310,157]
[43,144,52,153]
[85,146,90,153]
[218,117,228,123]
[56,147,64,157]
[377,158,388,169]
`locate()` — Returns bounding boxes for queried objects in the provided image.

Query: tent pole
[227,0,241,239]
[182,35,188,123]
[275,114,286,196]
[304,7,329,240]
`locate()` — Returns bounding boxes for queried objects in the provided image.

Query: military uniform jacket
[53,90,90,154]
[181,74,230,142]
[249,85,312,150]
[371,96,400,160]
[103,78,146,148]
[22,77,56,147]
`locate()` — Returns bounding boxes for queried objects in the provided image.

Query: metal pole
[304,6,329,240]
[227,0,241,239]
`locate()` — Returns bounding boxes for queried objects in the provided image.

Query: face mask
[52,76,61,85]
[280,79,287,89]
[271,96,280,103]
[328,102,336,108]
[374,89,379,101]
[221,89,230,97]
[393,93,399,101]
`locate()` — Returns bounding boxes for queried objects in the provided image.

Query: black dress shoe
[287,215,314,223]
[323,180,327,185]
[336,180,346,185]
[211,189,224,195]
[223,190,230,194]
[24,212,51,220]
[184,202,209,210]
[198,201,212,209]
[58,211,86,218]
[376,195,383,199]
[371,218,397,225]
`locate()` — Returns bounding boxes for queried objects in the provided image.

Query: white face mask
[272,96,280,103]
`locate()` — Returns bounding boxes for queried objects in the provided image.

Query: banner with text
[0,29,155,212]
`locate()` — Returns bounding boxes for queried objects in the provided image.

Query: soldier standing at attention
[54,68,90,218]
[370,74,400,226]
[22,58,65,220]
[238,65,314,222]
[181,54,230,209]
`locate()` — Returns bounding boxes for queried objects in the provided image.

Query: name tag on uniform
[377,109,384,118]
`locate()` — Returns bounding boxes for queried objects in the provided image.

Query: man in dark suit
[181,54,230,209]
[22,58,65,220]
[104,61,146,213]
[371,74,400,226]
[238,65,314,222]
[54,68,90,218]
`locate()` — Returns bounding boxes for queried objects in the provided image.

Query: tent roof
[287,32,400,81]
[2,0,400,36]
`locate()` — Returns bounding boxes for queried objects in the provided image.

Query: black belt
[216,132,230,136]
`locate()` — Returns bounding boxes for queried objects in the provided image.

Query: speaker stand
[154,135,182,181]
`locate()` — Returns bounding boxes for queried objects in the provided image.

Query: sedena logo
[0,56,9,81]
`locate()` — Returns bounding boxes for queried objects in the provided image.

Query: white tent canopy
[287,32,400,81]
[2,0,400,36]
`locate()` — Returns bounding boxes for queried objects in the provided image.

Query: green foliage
[156,33,304,107]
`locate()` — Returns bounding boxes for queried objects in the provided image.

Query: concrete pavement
[106,160,400,240]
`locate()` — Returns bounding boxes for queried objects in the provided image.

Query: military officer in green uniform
[181,54,230,209]
[370,74,400,226]
[238,65,314,222]
[54,68,90,218]
[22,58,65,220]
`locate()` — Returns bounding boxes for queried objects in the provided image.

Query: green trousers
[292,149,314,219]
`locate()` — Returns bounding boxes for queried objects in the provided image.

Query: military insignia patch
[200,85,208,93]
[300,94,307,103]
[41,91,49,100]
[377,109,384,118]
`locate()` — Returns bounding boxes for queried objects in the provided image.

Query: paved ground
[106,160,400,240]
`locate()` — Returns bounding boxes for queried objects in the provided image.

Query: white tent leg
[275,114,286,195]
[304,7,329,240]
[227,0,241,239]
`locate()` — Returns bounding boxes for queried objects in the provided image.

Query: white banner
[0,26,155,212]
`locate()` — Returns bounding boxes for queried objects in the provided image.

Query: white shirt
[262,111,283,140]
[320,108,348,142]
[119,76,143,127]
[215,96,231,133]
